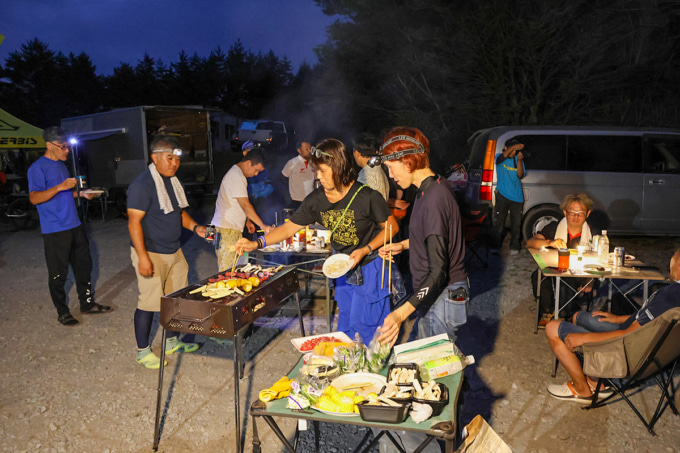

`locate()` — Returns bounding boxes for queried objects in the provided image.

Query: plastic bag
[366,330,392,373]
[333,333,368,373]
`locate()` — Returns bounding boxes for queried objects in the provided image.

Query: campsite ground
[1,200,679,452]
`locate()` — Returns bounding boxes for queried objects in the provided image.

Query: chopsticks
[388,225,392,293]
[231,249,241,275]
[381,227,387,289]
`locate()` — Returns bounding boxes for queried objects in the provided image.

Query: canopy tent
[0,108,45,149]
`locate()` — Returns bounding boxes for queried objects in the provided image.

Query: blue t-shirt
[635,281,680,327]
[27,156,80,234]
[126,169,183,254]
[495,153,526,202]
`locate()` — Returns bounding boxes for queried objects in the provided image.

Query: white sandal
[546,381,593,404]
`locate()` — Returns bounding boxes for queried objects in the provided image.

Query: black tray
[357,401,411,424]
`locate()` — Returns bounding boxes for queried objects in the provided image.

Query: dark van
[464,126,680,238]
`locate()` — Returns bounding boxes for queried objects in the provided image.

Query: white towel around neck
[148,163,189,214]
[554,217,592,245]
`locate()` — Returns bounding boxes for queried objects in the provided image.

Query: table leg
[326,276,332,332]
[295,292,306,337]
[233,333,242,453]
[554,276,561,319]
[252,416,262,453]
[152,328,167,451]
[608,280,613,312]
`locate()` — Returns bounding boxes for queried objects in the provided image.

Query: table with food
[251,333,473,453]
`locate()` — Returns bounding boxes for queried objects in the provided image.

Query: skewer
[231,249,240,275]
[388,224,392,293]
[381,226,387,288]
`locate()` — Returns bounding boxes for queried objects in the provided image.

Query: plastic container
[357,401,411,423]
[379,384,413,405]
[387,363,421,386]
[421,354,474,380]
[413,382,449,417]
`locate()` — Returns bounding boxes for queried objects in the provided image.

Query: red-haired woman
[236,138,403,343]
[377,127,469,346]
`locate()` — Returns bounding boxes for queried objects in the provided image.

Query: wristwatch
[193,224,199,234]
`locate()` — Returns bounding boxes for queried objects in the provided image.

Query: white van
[464,126,680,238]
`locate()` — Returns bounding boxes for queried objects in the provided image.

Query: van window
[514,135,567,171]
[644,135,680,173]
[566,135,641,172]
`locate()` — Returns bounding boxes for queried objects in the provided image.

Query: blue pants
[335,258,392,344]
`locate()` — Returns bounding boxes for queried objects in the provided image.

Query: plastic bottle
[421,354,475,380]
[598,230,609,265]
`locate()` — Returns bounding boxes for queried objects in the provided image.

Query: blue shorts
[557,311,623,342]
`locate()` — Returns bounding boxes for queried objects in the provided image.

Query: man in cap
[352,133,389,201]
[28,126,112,326]
[493,137,526,255]
[281,139,316,209]
[211,147,272,272]
[127,135,203,369]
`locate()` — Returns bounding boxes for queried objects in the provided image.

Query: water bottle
[421,354,475,380]
[598,230,609,265]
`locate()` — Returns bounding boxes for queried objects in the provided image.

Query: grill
[153,264,304,453]
[160,266,300,338]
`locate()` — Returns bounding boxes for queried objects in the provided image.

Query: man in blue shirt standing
[493,138,526,255]
[28,127,112,326]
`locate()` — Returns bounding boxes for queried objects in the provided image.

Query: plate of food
[331,372,387,397]
[322,254,355,278]
[291,331,353,353]
[583,264,611,272]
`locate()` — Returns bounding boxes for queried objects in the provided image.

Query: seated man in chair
[545,247,680,403]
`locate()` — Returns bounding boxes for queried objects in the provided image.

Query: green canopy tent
[0,108,45,148]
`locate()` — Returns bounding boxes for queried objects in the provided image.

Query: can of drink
[613,246,625,268]
[205,224,216,242]
[76,175,87,189]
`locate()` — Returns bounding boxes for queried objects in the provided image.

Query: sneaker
[546,382,593,404]
[136,348,167,369]
[509,249,519,256]
[165,336,200,354]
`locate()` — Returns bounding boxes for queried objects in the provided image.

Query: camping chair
[579,307,680,434]
[462,206,488,268]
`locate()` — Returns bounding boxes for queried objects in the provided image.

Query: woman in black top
[237,138,402,343]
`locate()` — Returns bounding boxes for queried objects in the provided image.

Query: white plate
[331,372,387,396]
[82,189,105,194]
[311,405,359,417]
[322,254,354,278]
[290,331,353,353]
[583,264,611,272]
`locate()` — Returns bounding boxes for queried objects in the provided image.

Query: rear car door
[642,134,680,234]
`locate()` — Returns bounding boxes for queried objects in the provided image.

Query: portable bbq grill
[152,265,303,453]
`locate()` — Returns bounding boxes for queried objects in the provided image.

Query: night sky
[0,0,336,75]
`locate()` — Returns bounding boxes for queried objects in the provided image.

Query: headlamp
[152,148,183,156]
[368,135,425,168]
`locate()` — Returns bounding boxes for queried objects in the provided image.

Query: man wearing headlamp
[377,127,469,345]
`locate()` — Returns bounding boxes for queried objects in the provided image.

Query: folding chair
[462,207,488,268]
[580,307,680,434]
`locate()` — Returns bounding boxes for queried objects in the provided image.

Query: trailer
[61,106,239,212]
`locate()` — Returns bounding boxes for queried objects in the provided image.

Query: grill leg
[233,332,242,453]
[295,292,306,337]
[152,328,167,451]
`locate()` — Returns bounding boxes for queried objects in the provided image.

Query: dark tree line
[2,0,680,171]
[0,38,296,127]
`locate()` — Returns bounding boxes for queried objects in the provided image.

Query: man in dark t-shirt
[545,247,680,404]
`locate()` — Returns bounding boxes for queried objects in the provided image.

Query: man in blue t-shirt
[127,135,206,369]
[545,247,680,404]
[28,127,112,326]
[493,138,526,255]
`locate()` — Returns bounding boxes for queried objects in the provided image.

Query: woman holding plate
[236,138,404,344]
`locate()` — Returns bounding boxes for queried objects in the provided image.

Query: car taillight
[480,139,496,201]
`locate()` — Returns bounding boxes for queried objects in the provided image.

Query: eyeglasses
[49,142,70,150]
[566,211,587,217]
[311,146,332,159]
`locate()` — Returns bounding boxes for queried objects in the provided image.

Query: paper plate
[331,372,387,396]
[322,254,354,278]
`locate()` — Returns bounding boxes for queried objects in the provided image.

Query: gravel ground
[1,202,680,453]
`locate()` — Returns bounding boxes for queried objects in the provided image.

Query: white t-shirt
[358,165,389,200]
[211,165,248,230]
[281,155,316,202]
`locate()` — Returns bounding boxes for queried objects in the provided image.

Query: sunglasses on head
[311,146,332,159]
[367,135,426,168]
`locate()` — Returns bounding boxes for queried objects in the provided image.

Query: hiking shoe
[58,313,79,326]
[165,337,199,354]
[546,382,593,404]
[136,348,167,369]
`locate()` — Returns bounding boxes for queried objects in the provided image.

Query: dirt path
[1,210,679,452]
